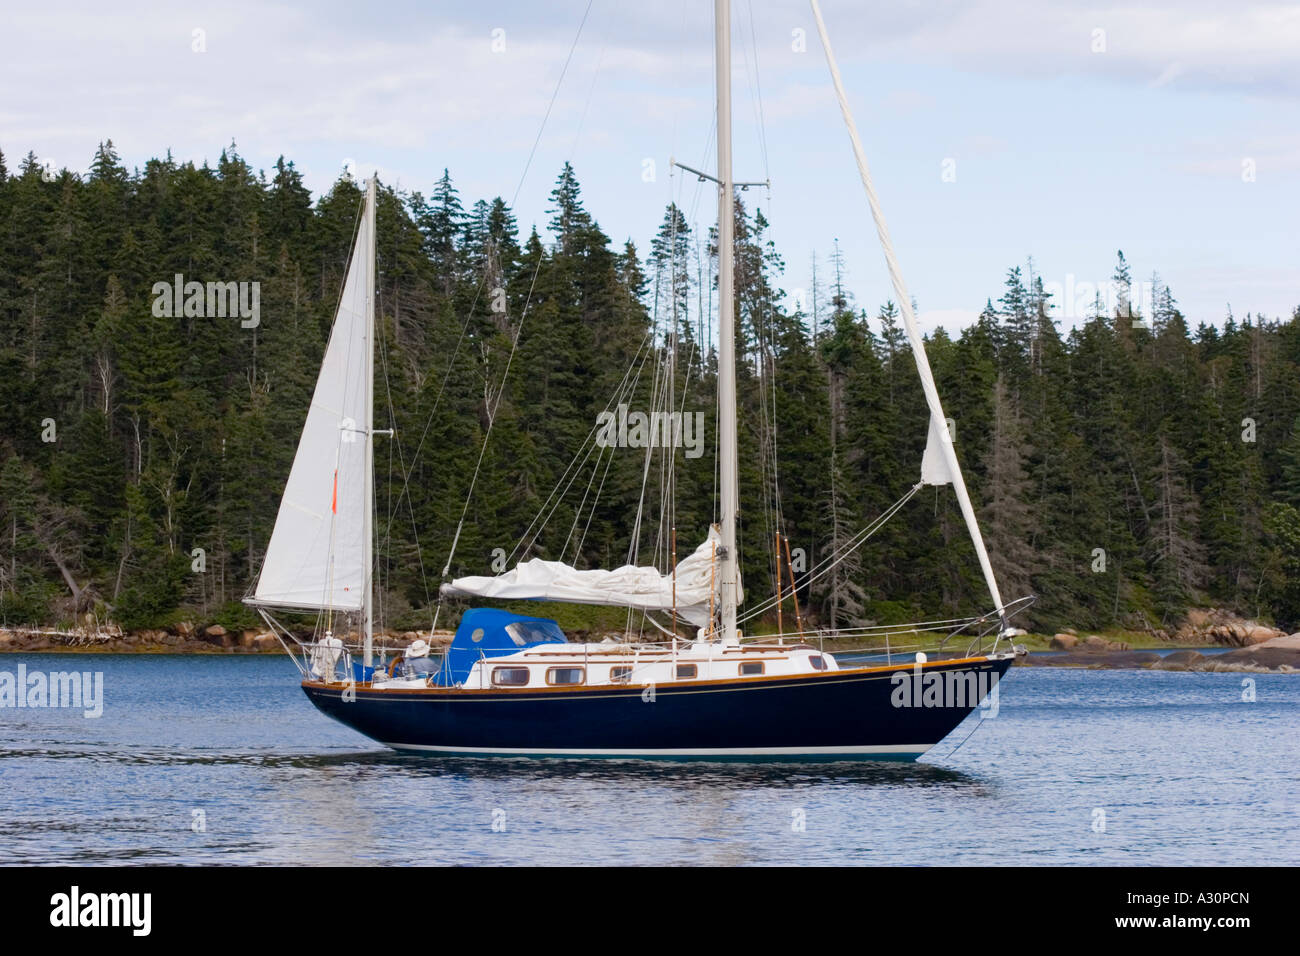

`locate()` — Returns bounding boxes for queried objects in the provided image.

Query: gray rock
[1155,650,1205,670]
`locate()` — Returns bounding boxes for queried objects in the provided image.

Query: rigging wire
[512,0,596,212]
[510,326,656,563]
[566,33,607,162]
[376,272,434,620]
[435,0,598,622]
[745,0,771,183]
[515,6,713,632]
[739,483,922,624]
[372,0,600,633]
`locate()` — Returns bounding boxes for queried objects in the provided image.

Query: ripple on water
[0,654,1296,864]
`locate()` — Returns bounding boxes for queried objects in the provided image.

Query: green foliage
[208,599,262,634]
[0,583,58,627]
[112,553,190,630]
[0,143,1296,636]
[1262,502,1300,625]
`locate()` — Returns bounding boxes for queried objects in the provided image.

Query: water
[1,653,1296,865]
[1029,646,1234,658]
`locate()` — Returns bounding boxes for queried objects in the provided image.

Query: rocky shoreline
[1025,610,1300,673]
[0,623,453,655]
[4,607,1299,673]
[1020,632,1300,673]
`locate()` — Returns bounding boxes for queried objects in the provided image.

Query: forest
[3,139,1300,637]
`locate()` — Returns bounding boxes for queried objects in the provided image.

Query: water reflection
[290,749,992,795]
[0,741,990,793]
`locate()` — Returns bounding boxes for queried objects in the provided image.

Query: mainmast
[363,175,377,668]
[714,0,740,645]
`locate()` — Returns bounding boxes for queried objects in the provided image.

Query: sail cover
[442,527,723,627]
[249,206,373,611]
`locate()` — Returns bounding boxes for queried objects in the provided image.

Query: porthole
[492,667,530,686]
[546,666,586,686]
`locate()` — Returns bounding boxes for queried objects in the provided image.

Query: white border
[379,742,932,758]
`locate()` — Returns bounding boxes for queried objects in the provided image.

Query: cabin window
[610,666,632,683]
[505,620,568,647]
[739,661,765,676]
[492,667,530,686]
[546,666,586,686]
[808,654,827,671]
[676,664,697,679]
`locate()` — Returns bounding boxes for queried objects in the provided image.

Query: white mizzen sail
[249,191,374,611]
[921,415,955,487]
[442,527,723,628]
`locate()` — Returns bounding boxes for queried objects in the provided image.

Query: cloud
[6,0,1297,194]
[0,0,1293,327]
[1171,132,1300,177]
[808,0,1300,99]
[0,2,692,193]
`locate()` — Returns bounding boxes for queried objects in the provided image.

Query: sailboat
[246,0,1028,760]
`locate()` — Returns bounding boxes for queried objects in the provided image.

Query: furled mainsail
[442,527,724,628]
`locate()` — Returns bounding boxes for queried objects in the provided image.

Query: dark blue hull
[302,655,1014,761]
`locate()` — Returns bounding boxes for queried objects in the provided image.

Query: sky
[2,0,1297,335]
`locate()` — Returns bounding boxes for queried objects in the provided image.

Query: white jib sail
[442,527,723,628]
[250,200,373,611]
